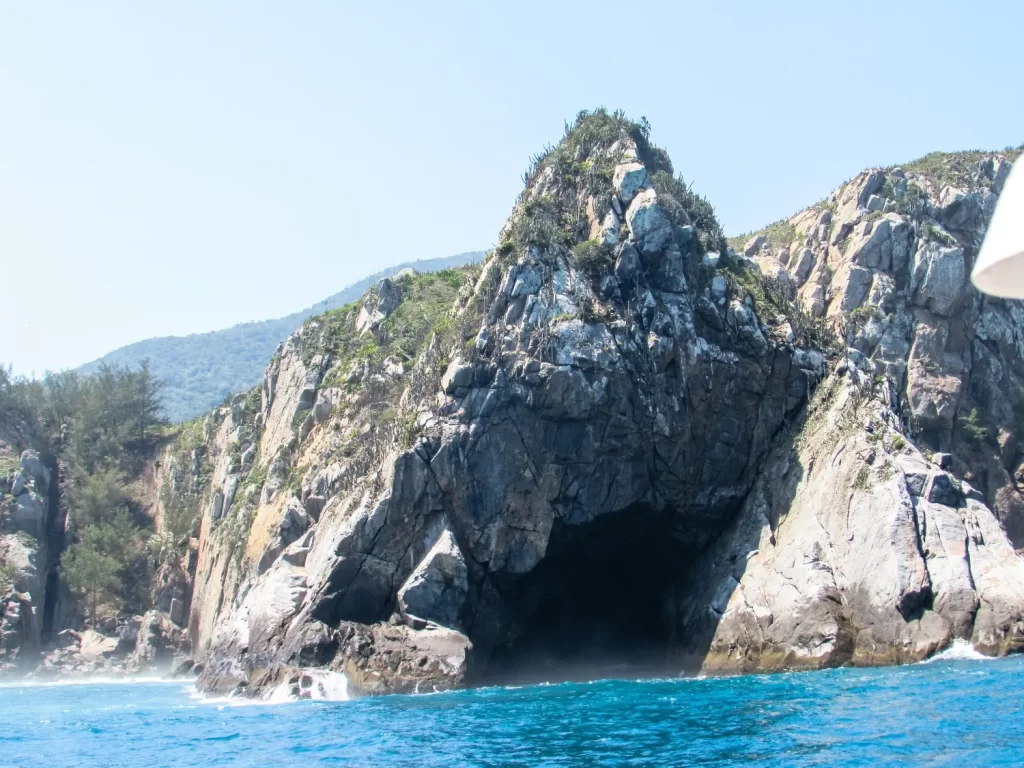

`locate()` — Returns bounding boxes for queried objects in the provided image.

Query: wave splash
[266,670,350,703]
[923,639,992,663]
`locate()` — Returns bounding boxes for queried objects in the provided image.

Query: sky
[2,1,1021,375]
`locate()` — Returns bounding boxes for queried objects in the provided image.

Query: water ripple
[0,656,1021,766]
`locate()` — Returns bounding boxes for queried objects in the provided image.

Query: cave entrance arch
[480,504,692,685]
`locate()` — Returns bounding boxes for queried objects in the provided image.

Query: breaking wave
[922,639,992,663]
[265,670,350,703]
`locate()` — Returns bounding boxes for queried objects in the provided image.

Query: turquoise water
[1,653,1022,766]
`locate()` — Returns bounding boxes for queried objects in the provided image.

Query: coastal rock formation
[1,442,64,669]
[155,113,1024,695]
[678,375,1024,673]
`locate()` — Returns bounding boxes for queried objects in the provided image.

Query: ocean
[1,644,1021,767]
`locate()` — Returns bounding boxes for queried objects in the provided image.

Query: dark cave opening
[481,504,692,685]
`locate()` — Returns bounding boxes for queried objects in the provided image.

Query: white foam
[922,639,992,663]
[265,670,350,703]
[0,675,185,689]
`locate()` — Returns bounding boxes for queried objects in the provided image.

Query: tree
[41,369,83,432]
[62,543,121,622]
[133,358,166,441]
[60,469,142,621]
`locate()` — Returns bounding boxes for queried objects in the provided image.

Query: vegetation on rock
[76,252,485,423]
[1,360,174,620]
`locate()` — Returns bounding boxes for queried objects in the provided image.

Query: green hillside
[77,251,485,422]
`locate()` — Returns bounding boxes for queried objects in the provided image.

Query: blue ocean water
[1,650,1022,767]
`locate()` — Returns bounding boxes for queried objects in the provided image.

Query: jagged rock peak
[496,108,726,272]
[167,115,1024,699]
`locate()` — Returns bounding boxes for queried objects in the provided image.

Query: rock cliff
[160,112,1024,695]
[0,423,67,668]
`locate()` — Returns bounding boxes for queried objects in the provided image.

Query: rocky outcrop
[677,372,1024,673]
[25,610,189,678]
[1,445,64,669]
[159,114,1024,696]
[743,150,1024,548]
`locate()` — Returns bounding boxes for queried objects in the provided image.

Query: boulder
[19,451,50,488]
[937,186,982,232]
[127,610,187,672]
[441,360,474,395]
[511,266,542,298]
[79,630,120,660]
[710,274,727,303]
[614,243,641,284]
[789,248,815,285]
[356,278,403,333]
[625,189,673,255]
[12,492,46,540]
[926,473,964,507]
[612,162,650,204]
[312,387,344,425]
[645,245,687,293]
[397,529,469,631]
[991,157,1011,195]
[744,235,766,256]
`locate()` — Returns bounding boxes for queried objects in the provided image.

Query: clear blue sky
[2,1,1021,375]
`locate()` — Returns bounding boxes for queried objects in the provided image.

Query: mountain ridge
[76,251,485,422]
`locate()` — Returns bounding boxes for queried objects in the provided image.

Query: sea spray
[922,639,992,663]
[266,670,350,703]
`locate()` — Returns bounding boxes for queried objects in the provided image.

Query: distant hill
[78,251,486,422]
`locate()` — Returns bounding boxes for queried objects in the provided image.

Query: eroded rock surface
[156,117,1024,696]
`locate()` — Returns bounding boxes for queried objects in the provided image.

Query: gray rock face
[19,451,50,488]
[744,235,766,256]
[126,610,188,672]
[678,378,1024,673]
[1,446,58,666]
[625,188,673,255]
[172,134,1024,699]
[12,492,46,540]
[397,529,468,630]
[911,242,965,316]
[612,162,650,204]
[356,278,403,333]
[614,243,641,284]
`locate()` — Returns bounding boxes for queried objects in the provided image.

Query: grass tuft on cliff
[310,267,477,393]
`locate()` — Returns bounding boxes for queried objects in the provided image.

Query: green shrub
[572,239,614,278]
[0,557,18,593]
[727,219,797,254]
[958,407,989,445]
[850,304,884,326]
[726,263,839,351]
[650,171,726,254]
